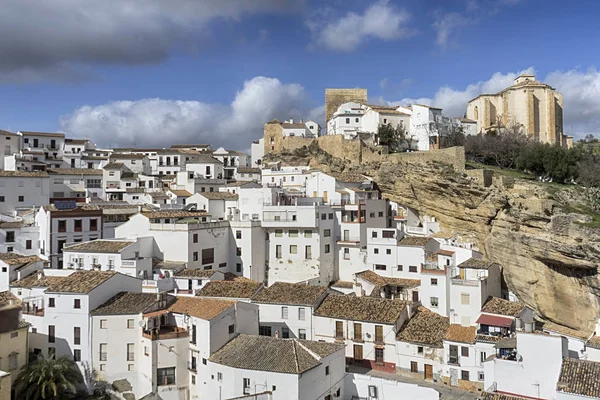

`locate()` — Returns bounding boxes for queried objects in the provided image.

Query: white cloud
[309,0,412,52]
[380,78,389,89]
[60,77,318,150]
[0,0,303,81]
[433,12,473,49]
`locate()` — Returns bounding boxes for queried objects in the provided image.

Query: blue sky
[0,0,599,149]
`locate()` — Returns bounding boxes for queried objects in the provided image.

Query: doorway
[424,364,433,380]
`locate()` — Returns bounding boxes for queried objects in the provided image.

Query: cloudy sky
[1,0,599,149]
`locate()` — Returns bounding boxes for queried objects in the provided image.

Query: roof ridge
[291,340,301,373]
[295,340,321,361]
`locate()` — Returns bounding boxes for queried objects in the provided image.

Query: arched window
[474,106,479,120]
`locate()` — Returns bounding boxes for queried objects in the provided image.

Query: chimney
[37,271,44,280]
[289,118,293,124]
[275,330,280,338]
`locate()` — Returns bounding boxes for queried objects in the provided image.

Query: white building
[206,334,346,400]
[235,167,261,182]
[442,324,482,387]
[0,217,40,256]
[47,168,104,201]
[62,139,96,169]
[212,148,249,180]
[19,131,65,162]
[261,164,310,189]
[252,281,329,340]
[0,171,49,214]
[0,130,21,170]
[0,254,44,292]
[250,138,264,167]
[314,293,413,372]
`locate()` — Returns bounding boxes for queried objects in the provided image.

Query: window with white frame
[281,306,288,319]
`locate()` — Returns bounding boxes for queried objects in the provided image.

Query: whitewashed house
[0,130,21,170]
[0,254,43,292]
[206,334,346,400]
[62,138,96,169]
[251,281,329,340]
[19,131,65,162]
[0,171,49,214]
[235,167,261,182]
[314,294,413,372]
[442,324,481,388]
[47,168,104,201]
[0,217,40,256]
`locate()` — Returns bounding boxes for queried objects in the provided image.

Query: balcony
[22,297,44,316]
[188,362,197,372]
[451,277,481,287]
[448,356,460,366]
[142,326,188,341]
[337,236,361,244]
[105,183,121,190]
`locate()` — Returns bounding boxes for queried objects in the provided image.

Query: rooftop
[0,170,48,178]
[197,280,263,299]
[0,291,21,307]
[315,294,408,324]
[63,240,135,254]
[481,297,525,317]
[398,236,433,247]
[540,320,592,340]
[169,189,193,197]
[444,324,477,344]
[356,270,420,289]
[481,394,530,400]
[186,154,222,164]
[65,138,90,144]
[103,162,125,170]
[111,153,147,160]
[587,336,600,350]
[167,297,235,320]
[557,358,600,398]
[397,307,450,347]
[142,210,208,219]
[174,269,218,279]
[20,131,65,138]
[458,258,498,270]
[12,270,117,293]
[47,168,104,176]
[199,192,239,200]
[252,282,328,306]
[170,144,210,148]
[237,167,261,174]
[91,292,161,315]
[209,334,344,374]
[0,129,18,136]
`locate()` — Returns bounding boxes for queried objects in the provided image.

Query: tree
[378,123,411,152]
[439,125,466,148]
[15,356,84,400]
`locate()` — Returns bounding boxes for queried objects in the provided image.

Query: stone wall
[325,88,368,122]
[381,146,466,171]
[465,169,493,187]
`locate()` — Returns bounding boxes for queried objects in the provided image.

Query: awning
[476,314,514,328]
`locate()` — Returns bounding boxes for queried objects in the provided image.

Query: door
[33,138,39,148]
[188,279,193,290]
[410,361,418,373]
[343,230,350,241]
[323,191,328,203]
[51,139,56,149]
[353,345,363,361]
[412,290,419,302]
[424,364,433,380]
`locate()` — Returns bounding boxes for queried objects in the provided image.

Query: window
[90,219,98,231]
[281,328,290,338]
[217,372,222,381]
[26,240,32,250]
[480,351,487,363]
[243,378,251,394]
[299,329,306,340]
[145,346,149,356]
[328,213,333,220]
[10,332,18,338]
[335,321,343,339]
[386,249,391,255]
[281,306,288,319]
[321,213,326,220]
[236,247,242,256]
[4,231,14,243]
[369,212,375,218]
[461,346,469,357]
[48,298,55,308]
[193,252,198,261]
[430,297,439,307]
[259,326,272,336]
[74,219,82,232]
[375,348,384,364]
[100,319,107,329]
[193,233,198,243]
[289,230,298,237]
[374,248,379,254]
[275,229,282,237]
[431,278,438,286]
[1,267,5,272]
[409,265,418,273]
[275,245,282,259]
[298,308,306,321]
[305,245,312,259]
[461,370,469,381]
[58,220,67,232]
[346,118,350,124]
[397,265,403,271]
[375,264,386,271]
[74,299,81,309]
[236,263,242,273]
[478,372,485,381]
[354,323,362,341]
[74,349,81,362]
[461,293,470,305]
[48,347,56,359]
[325,366,330,375]
[127,343,135,361]
[48,325,55,343]
[9,353,17,370]
[378,211,384,217]
[236,230,242,239]
[372,231,378,238]
[74,327,81,345]
[375,325,384,343]
[324,244,330,253]
[202,358,207,365]
[100,343,107,361]
[289,244,297,254]
[219,262,227,269]
[324,229,331,237]
[417,346,423,354]
[191,375,196,385]
[157,367,176,386]
[0,196,3,202]
[202,248,214,264]
[18,196,24,202]
[127,319,134,329]
[272,385,277,391]
[228,324,235,334]
[304,230,312,238]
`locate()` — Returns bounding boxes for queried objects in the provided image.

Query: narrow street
[348,366,482,400]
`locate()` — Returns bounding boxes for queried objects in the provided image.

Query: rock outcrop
[266,147,600,332]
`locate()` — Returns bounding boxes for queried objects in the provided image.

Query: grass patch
[465,161,535,180]
[561,203,600,229]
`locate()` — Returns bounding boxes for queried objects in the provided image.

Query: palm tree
[14,355,84,400]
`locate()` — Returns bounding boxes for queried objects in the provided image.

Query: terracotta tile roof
[252,282,328,306]
[103,162,125,170]
[397,307,449,347]
[199,192,239,200]
[126,188,145,193]
[81,155,108,160]
[356,270,420,289]
[237,167,261,174]
[91,292,160,315]
[223,272,252,282]
[0,291,21,307]
[0,129,18,136]
[168,296,235,320]
[0,221,25,229]
[0,170,48,177]
[587,336,600,350]
[398,236,433,247]
[481,297,525,317]
[65,138,90,144]
[12,270,117,293]
[557,358,600,397]
[315,294,408,324]
[20,131,65,137]
[186,154,222,163]
[475,334,501,344]
[458,258,497,270]
[148,191,169,199]
[47,168,103,176]
[444,324,476,344]
[63,240,135,253]
[481,393,529,400]
[0,254,42,266]
[197,280,263,299]
[174,269,217,279]
[111,153,147,160]
[142,210,208,219]
[169,189,193,197]
[331,281,354,289]
[209,334,344,374]
[437,250,455,256]
[541,321,593,340]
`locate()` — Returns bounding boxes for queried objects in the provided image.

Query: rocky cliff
[266,145,600,333]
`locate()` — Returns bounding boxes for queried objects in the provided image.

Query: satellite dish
[138,320,145,327]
